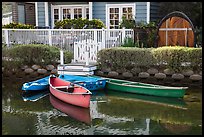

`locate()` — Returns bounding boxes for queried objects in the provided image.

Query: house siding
[25,3,35,25]
[135,2,147,22]
[37,2,45,26]
[150,2,161,22]
[36,2,160,27]
[93,2,147,25]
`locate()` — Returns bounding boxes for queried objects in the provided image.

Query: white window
[106,3,135,29]
[51,5,89,28]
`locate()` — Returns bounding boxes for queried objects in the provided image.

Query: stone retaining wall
[95,68,202,89]
[2,65,202,89]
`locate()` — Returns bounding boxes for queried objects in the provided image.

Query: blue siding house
[22,2,161,28]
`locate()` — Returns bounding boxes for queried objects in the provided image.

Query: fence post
[122,27,126,44]
[101,28,105,49]
[60,50,64,65]
[4,29,9,47]
[94,29,97,44]
[48,29,52,46]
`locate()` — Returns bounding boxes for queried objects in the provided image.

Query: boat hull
[22,76,49,91]
[49,76,91,108]
[58,74,106,91]
[50,94,91,124]
[106,79,187,98]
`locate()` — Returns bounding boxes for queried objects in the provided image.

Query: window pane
[115,8,119,13]
[110,8,114,13]
[128,7,132,12]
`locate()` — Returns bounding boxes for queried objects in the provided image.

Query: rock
[102,68,111,73]
[116,68,126,74]
[147,68,158,75]
[31,65,41,70]
[37,68,47,74]
[108,71,119,77]
[95,70,104,76]
[189,74,202,81]
[21,65,29,70]
[138,72,150,78]
[182,69,194,77]
[155,73,166,79]
[172,73,184,80]
[122,72,133,78]
[131,67,141,75]
[199,71,202,76]
[163,69,175,76]
[46,65,55,71]
[24,68,34,74]
[51,69,57,74]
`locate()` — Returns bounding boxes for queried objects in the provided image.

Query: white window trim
[35,2,38,26]
[146,2,150,24]
[51,4,89,28]
[89,2,92,20]
[44,2,49,26]
[106,3,136,29]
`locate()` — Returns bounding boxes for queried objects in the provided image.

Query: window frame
[106,3,136,29]
[51,4,89,28]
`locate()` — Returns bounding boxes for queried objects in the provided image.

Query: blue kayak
[58,74,107,91]
[22,75,107,92]
[22,76,50,91]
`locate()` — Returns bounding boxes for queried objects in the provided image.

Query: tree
[158,2,202,28]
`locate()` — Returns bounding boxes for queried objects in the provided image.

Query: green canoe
[105,78,188,98]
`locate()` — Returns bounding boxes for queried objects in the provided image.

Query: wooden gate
[157,13,195,47]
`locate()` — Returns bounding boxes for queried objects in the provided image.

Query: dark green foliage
[97,46,202,73]
[97,47,156,71]
[54,18,106,29]
[121,38,135,47]
[2,44,73,66]
[2,22,35,29]
[152,46,202,72]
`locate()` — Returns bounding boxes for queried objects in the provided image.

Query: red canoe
[49,94,91,124]
[49,75,92,108]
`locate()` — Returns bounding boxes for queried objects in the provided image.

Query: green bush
[121,37,136,47]
[54,18,106,29]
[97,46,202,73]
[3,44,73,65]
[97,47,156,71]
[152,46,202,72]
[2,22,34,29]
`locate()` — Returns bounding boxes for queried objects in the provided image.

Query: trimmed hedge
[97,46,202,73]
[152,46,202,72]
[54,18,106,29]
[3,44,73,65]
[97,47,156,71]
[2,22,34,29]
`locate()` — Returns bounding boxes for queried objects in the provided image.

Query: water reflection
[22,90,49,102]
[49,94,91,124]
[105,90,187,109]
[2,79,202,135]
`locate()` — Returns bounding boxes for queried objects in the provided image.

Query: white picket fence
[2,28,134,63]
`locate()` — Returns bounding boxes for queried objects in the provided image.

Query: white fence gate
[2,28,134,63]
[74,39,103,63]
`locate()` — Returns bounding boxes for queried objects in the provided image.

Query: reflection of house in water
[3,95,150,135]
[88,101,150,135]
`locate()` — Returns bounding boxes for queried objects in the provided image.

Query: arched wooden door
[157,13,195,47]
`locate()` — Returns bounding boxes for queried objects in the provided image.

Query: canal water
[2,78,202,135]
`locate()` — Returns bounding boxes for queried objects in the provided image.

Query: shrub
[3,44,73,65]
[97,47,156,71]
[121,37,135,47]
[54,18,106,29]
[97,46,202,73]
[2,22,34,29]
